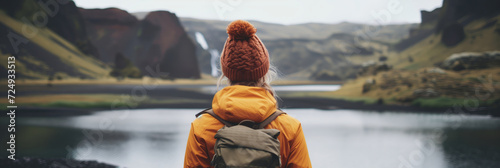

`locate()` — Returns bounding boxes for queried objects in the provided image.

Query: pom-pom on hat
[221,20,270,82]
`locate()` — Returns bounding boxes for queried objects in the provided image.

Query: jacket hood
[212,85,277,123]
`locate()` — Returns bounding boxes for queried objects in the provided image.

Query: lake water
[7,108,500,168]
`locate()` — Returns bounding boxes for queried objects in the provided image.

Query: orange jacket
[184,85,311,168]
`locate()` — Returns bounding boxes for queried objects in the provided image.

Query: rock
[450,61,466,71]
[441,51,500,71]
[80,7,139,64]
[441,22,465,47]
[110,52,142,78]
[420,8,441,26]
[141,11,200,78]
[366,78,376,85]
[358,62,392,76]
[362,78,376,93]
[376,98,384,105]
[81,8,200,79]
[436,0,500,32]
[310,70,342,81]
[395,0,500,51]
[413,88,440,97]
[426,67,446,74]
[379,56,388,62]
[80,8,138,24]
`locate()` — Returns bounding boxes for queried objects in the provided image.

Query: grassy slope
[0,51,46,78]
[330,67,498,102]
[328,14,500,108]
[0,10,110,79]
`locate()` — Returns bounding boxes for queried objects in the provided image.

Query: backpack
[195,108,285,168]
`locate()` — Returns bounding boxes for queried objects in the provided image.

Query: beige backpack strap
[256,109,286,129]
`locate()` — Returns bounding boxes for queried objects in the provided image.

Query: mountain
[329,0,500,110]
[81,9,200,79]
[179,17,416,80]
[0,0,200,79]
[0,0,109,79]
[388,0,500,70]
[0,0,100,58]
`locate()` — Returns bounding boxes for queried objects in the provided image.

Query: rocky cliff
[79,8,139,63]
[138,11,199,78]
[396,0,500,50]
[436,0,500,32]
[81,9,200,79]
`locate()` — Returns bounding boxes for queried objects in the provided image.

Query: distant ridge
[180,17,416,80]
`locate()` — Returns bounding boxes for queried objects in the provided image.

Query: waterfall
[195,32,219,77]
[209,49,219,77]
[195,32,208,50]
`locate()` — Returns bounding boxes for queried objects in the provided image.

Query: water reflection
[4,109,500,168]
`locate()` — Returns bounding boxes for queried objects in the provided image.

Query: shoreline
[15,96,499,117]
[8,83,498,117]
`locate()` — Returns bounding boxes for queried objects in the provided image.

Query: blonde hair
[217,65,279,98]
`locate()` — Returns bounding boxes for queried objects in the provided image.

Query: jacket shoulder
[275,113,301,125]
[270,114,302,134]
[192,113,223,134]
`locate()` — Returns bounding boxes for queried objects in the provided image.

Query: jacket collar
[212,85,277,123]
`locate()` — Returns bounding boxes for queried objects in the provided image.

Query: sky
[73,0,443,25]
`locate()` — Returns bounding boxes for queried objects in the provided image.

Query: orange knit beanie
[220,20,270,82]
